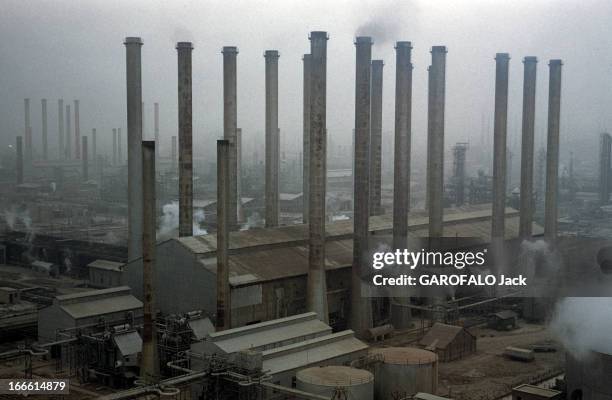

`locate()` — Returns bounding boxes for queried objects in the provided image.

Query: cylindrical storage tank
[566,350,612,400]
[296,366,374,400]
[370,347,438,399]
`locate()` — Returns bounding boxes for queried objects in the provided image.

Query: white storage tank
[370,347,438,400]
[296,365,374,400]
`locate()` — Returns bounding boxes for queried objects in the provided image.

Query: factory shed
[488,310,518,330]
[88,259,124,289]
[419,323,476,362]
[261,330,369,387]
[192,312,331,356]
[37,286,143,342]
[512,384,563,400]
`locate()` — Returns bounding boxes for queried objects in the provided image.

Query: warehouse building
[419,323,477,362]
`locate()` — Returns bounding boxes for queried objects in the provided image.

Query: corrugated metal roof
[56,286,131,302]
[419,323,473,350]
[261,330,368,375]
[113,331,142,356]
[87,259,124,272]
[513,384,562,398]
[60,295,142,320]
[206,313,331,354]
[188,317,214,340]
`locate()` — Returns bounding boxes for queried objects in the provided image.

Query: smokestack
[16,136,23,184]
[492,53,510,241]
[427,46,447,238]
[351,36,373,338]
[65,105,71,159]
[171,135,177,166]
[392,41,413,251]
[74,100,80,159]
[307,31,329,323]
[92,128,97,167]
[303,54,311,224]
[265,50,280,227]
[112,128,117,166]
[41,99,48,160]
[216,139,231,330]
[124,37,144,261]
[370,59,384,216]
[177,41,194,237]
[452,143,467,206]
[600,133,611,204]
[154,102,159,161]
[24,99,32,162]
[82,136,88,181]
[545,60,563,240]
[141,140,158,380]
[237,128,243,222]
[223,46,239,230]
[118,128,123,164]
[58,99,64,160]
[519,57,538,238]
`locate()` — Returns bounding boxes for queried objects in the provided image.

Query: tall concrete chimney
[223,46,239,230]
[141,140,158,380]
[124,37,144,261]
[351,36,373,338]
[82,136,88,181]
[24,99,32,162]
[545,60,563,240]
[427,47,447,238]
[58,99,64,160]
[391,41,413,329]
[519,57,538,238]
[154,102,159,161]
[41,99,48,160]
[492,53,510,241]
[302,54,312,223]
[171,135,177,166]
[74,100,81,159]
[177,41,194,237]
[370,59,384,216]
[118,128,123,164]
[237,128,243,222]
[16,136,23,184]
[600,133,611,204]
[92,128,97,167]
[216,139,231,330]
[452,143,467,206]
[65,105,72,159]
[112,128,117,166]
[265,50,280,227]
[307,31,329,323]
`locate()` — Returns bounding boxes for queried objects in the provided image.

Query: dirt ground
[436,322,564,400]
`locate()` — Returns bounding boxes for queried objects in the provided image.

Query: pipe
[24,98,32,162]
[65,104,71,159]
[544,60,563,240]
[427,46,447,238]
[265,50,280,228]
[177,41,194,237]
[16,136,23,184]
[58,99,64,160]
[216,139,231,330]
[82,136,88,181]
[124,36,144,261]
[223,46,239,230]
[370,59,384,216]
[41,99,48,160]
[154,102,159,161]
[391,41,413,329]
[141,139,158,381]
[351,35,373,338]
[492,53,510,241]
[519,56,538,238]
[307,31,329,323]
[74,100,80,159]
[303,54,311,223]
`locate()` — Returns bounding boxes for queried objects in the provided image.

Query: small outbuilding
[488,310,518,331]
[87,259,125,289]
[419,323,476,362]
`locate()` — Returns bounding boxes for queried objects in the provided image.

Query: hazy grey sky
[1,0,611,168]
